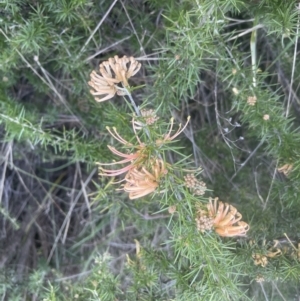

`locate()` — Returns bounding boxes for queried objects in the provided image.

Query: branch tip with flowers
[95,99,190,199]
[97,113,168,199]
[90,56,250,241]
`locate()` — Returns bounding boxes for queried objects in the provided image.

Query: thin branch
[286,4,300,117]
[79,0,119,55]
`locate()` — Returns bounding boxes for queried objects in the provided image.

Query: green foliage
[1,0,300,300]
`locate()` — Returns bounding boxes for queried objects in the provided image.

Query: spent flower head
[252,253,268,267]
[247,96,257,106]
[88,55,141,102]
[277,163,293,176]
[255,274,265,283]
[156,116,190,146]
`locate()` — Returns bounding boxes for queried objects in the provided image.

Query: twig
[85,36,132,62]
[47,168,97,264]
[0,142,12,204]
[79,0,119,55]
[230,138,265,181]
[286,4,300,117]
[120,0,146,57]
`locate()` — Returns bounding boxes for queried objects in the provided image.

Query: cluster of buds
[263,114,270,121]
[133,109,160,130]
[247,95,257,106]
[184,174,206,196]
[195,209,214,233]
[195,198,249,237]
[88,55,141,102]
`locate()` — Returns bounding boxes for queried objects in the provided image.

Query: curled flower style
[98,126,147,177]
[88,55,141,102]
[207,197,249,237]
[122,159,167,199]
[156,116,190,146]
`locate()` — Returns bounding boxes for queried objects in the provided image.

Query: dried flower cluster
[277,163,293,176]
[168,205,177,214]
[232,87,239,95]
[255,274,265,283]
[251,238,300,267]
[263,114,270,121]
[88,55,141,102]
[254,246,283,266]
[184,174,206,196]
[195,197,249,237]
[247,95,257,106]
[252,253,268,267]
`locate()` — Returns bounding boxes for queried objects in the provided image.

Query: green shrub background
[1,0,300,300]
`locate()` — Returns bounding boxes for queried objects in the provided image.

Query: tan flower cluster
[232,87,239,95]
[168,205,176,214]
[266,247,282,258]
[247,96,257,106]
[251,240,284,267]
[195,197,249,237]
[252,253,268,267]
[263,114,270,121]
[277,163,293,176]
[293,243,300,260]
[255,274,265,283]
[184,174,206,196]
[88,55,141,102]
